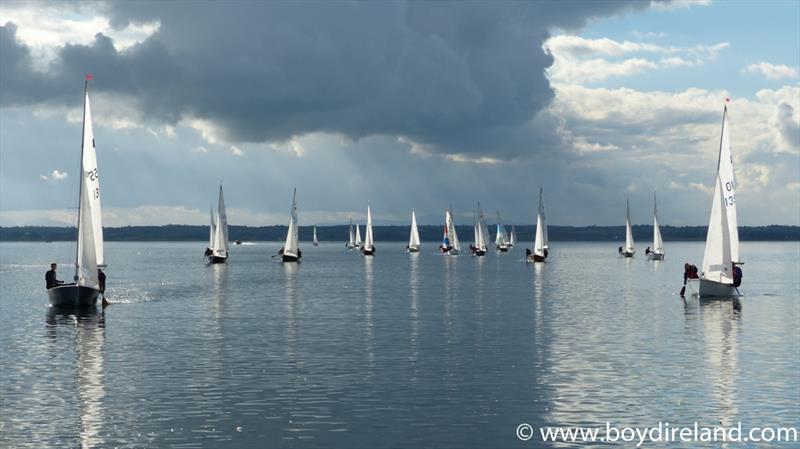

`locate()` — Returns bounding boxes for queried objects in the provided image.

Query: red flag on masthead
[86,74,93,81]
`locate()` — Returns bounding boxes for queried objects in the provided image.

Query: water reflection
[700,298,741,434]
[409,253,420,373]
[284,262,298,360]
[46,307,106,449]
[364,257,375,370]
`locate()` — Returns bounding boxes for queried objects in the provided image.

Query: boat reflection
[364,256,375,370]
[409,253,420,370]
[46,306,106,449]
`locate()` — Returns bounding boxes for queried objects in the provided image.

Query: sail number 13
[724,180,735,207]
[86,168,100,199]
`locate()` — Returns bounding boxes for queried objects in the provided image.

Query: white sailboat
[346,218,356,249]
[355,224,363,249]
[407,210,421,253]
[690,106,742,298]
[206,185,229,263]
[362,204,375,256]
[471,202,488,256]
[509,226,517,247]
[647,190,665,260]
[619,197,635,257]
[312,225,319,246]
[495,211,510,252]
[48,77,105,307]
[528,187,549,263]
[440,208,460,255]
[207,205,216,254]
[280,188,301,262]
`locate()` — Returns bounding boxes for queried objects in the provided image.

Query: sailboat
[346,218,356,249]
[48,77,105,307]
[528,187,549,263]
[689,106,742,297]
[362,204,375,256]
[509,226,517,247]
[280,188,301,262]
[471,202,488,256]
[355,224,363,249]
[206,185,229,263]
[440,207,460,255]
[407,210,421,253]
[312,225,319,246]
[619,197,635,257]
[495,211,510,252]
[647,191,665,260]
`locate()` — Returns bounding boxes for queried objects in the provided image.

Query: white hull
[47,284,101,307]
[647,252,664,260]
[698,278,739,298]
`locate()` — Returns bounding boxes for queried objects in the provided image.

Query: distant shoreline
[2,225,798,242]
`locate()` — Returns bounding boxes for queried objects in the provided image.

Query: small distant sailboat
[407,210,421,253]
[48,77,105,307]
[619,197,635,257]
[279,188,301,262]
[527,187,549,263]
[206,185,229,264]
[471,202,488,256]
[346,218,356,249]
[689,106,743,298]
[646,191,665,260]
[312,225,319,246]
[355,224,363,249]
[509,226,517,247]
[495,211,510,252]
[362,204,375,256]
[439,207,460,255]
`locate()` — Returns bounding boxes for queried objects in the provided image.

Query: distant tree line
[1,224,798,242]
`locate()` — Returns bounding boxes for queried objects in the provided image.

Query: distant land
[1,225,798,242]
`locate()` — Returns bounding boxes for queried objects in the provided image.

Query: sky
[1,0,798,227]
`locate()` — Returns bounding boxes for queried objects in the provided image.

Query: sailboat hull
[527,254,546,263]
[697,278,739,298]
[362,248,375,256]
[497,245,509,252]
[472,249,486,257]
[47,285,100,307]
[646,252,665,261]
[620,251,634,258]
[207,255,227,264]
[282,254,300,262]
[407,246,420,253]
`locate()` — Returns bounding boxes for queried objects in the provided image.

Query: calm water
[1,241,798,448]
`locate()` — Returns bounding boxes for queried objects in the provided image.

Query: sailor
[45,263,64,289]
[645,246,651,255]
[204,247,213,257]
[618,246,623,254]
[98,269,106,293]
[733,264,743,287]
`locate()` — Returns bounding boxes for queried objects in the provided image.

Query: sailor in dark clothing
[98,269,106,293]
[733,265,742,288]
[525,248,532,257]
[204,247,213,257]
[618,246,623,254]
[645,246,651,255]
[45,263,63,289]
[683,263,699,284]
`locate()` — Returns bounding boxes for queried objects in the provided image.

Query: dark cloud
[2,1,649,159]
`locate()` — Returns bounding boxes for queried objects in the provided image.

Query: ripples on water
[1,241,798,448]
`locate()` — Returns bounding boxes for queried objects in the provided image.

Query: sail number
[724,181,735,207]
[86,168,99,181]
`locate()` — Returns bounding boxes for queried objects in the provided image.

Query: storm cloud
[2,1,650,159]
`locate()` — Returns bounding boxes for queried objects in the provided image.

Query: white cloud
[192,146,209,153]
[229,145,244,156]
[650,0,712,11]
[744,62,799,80]
[544,35,728,83]
[40,170,68,182]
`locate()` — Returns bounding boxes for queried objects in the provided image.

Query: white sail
[212,185,228,258]
[624,197,635,254]
[495,211,509,247]
[510,226,517,246]
[355,224,362,247]
[534,189,547,257]
[475,203,488,251]
[653,191,664,254]
[283,188,299,257]
[701,106,741,284]
[75,82,103,288]
[363,205,374,251]
[409,210,421,249]
[313,225,318,245]
[348,218,355,247]
[208,205,216,249]
[448,208,460,251]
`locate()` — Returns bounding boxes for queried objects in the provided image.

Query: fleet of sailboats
[205,185,229,264]
[407,210,421,253]
[619,197,635,258]
[688,106,743,298]
[527,187,549,263]
[647,191,665,260]
[48,77,105,307]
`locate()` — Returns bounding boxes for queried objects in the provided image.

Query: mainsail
[624,197,635,254]
[653,191,664,254]
[409,210,421,249]
[495,212,509,247]
[313,225,319,246]
[282,188,299,257]
[363,205,374,252]
[75,80,104,288]
[510,226,517,246]
[208,205,216,249]
[348,218,355,248]
[355,224,362,247]
[446,207,460,252]
[212,185,228,258]
[701,106,741,283]
[534,188,547,258]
